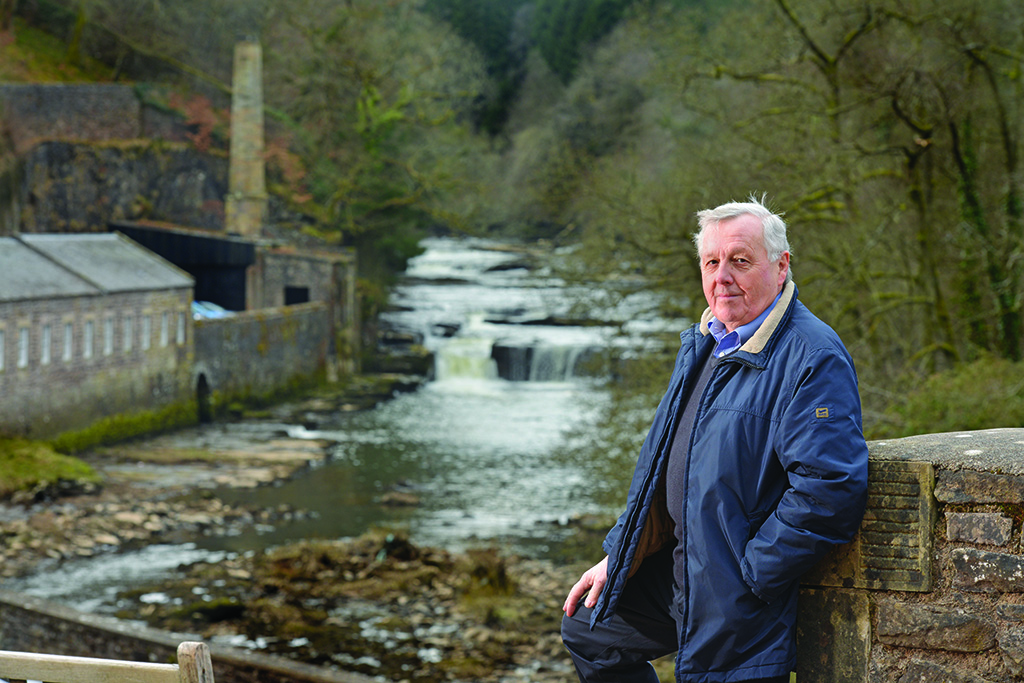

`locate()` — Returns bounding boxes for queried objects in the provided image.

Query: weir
[433,336,498,381]
[491,342,598,382]
[431,330,604,384]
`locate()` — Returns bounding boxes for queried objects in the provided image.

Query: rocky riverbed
[114,531,583,683]
[0,376,613,683]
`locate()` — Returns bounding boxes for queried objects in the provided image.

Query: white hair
[693,194,792,282]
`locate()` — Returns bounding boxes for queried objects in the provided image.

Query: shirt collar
[707,290,784,358]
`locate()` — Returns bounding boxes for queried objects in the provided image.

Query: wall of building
[251,248,359,374]
[796,428,1024,683]
[253,249,340,310]
[0,289,193,439]
[192,302,331,413]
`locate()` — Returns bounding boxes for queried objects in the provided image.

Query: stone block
[936,470,1024,503]
[803,460,934,592]
[1001,628,1024,677]
[795,589,870,683]
[899,659,994,683]
[946,512,1013,546]
[953,548,1024,593]
[876,600,996,652]
[998,603,1024,622]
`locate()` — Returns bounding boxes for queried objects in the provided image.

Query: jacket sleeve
[741,346,869,603]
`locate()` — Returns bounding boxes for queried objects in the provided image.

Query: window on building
[0,329,5,371]
[123,316,133,352]
[18,327,29,368]
[160,312,169,347]
[142,316,151,350]
[104,318,114,356]
[84,321,94,359]
[41,325,51,365]
[176,311,186,345]
[285,286,311,306]
[63,323,73,362]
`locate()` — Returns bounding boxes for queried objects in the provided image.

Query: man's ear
[777,251,791,285]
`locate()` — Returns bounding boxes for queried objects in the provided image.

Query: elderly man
[561,197,869,683]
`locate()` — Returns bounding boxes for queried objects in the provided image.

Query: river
[6,237,681,615]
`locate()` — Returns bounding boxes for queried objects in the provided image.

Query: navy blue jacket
[592,282,868,682]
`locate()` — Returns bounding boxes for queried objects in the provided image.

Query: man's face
[700,214,790,333]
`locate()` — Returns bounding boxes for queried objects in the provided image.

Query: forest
[5,0,1024,443]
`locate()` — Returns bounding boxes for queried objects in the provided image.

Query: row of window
[0,311,187,372]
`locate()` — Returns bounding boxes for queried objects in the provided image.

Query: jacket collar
[699,280,796,355]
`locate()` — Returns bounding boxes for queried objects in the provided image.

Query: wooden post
[176,642,215,683]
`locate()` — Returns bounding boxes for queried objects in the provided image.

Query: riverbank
[0,374,613,682]
[0,374,421,580]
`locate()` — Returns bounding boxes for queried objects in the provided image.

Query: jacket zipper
[594,340,693,623]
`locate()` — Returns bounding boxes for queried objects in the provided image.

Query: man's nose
[716,263,734,284]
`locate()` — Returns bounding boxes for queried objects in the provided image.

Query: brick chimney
[225,40,267,237]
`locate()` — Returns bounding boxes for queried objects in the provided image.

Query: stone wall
[797,428,1024,682]
[0,590,374,683]
[0,289,193,439]
[254,249,343,311]
[192,303,331,412]
[0,84,307,238]
[0,83,226,235]
[0,84,142,153]
[17,141,229,233]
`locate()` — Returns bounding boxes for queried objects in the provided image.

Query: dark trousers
[560,547,790,683]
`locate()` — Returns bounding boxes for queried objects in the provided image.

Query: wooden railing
[0,641,213,683]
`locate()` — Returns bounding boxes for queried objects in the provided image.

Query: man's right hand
[563,555,609,617]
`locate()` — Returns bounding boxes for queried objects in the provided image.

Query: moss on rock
[0,437,101,500]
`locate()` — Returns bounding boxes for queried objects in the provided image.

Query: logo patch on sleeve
[815,406,830,419]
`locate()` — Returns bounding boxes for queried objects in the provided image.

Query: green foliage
[0,437,100,498]
[873,358,1024,440]
[532,0,636,83]
[252,0,494,302]
[0,16,111,81]
[423,0,524,71]
[422,0,530,134]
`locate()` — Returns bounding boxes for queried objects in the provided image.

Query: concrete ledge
[869,428,1024,475]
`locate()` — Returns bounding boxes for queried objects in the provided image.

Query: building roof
[0,233,193,303]
[0,237,97,301]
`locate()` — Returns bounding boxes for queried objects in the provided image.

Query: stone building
[0,233,194,438]
[0,42,360,441]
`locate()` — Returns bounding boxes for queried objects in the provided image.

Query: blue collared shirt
[707,291,784,358]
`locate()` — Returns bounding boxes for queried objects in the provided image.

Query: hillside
[0,18,111,83]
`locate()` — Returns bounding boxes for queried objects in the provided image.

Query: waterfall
[528,344,586,382]
[490,342,596,382]
[434,337,498,381]
[436,337,600,383]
